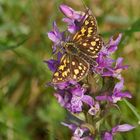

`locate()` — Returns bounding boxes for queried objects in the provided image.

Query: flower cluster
[46,4,134,140]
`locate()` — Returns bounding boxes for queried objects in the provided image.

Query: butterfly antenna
[81,0,89,12]
[81,0,96,17]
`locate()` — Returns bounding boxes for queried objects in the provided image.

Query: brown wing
[52,54,71,83]
[70,55,90,81]
[52,54,90,84]
[76,34,103,58]
[72,14,97,42]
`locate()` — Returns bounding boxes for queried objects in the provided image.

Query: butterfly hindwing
[70,55,90,81]
[52,54,90,83]
[76,34,103,58]
[53,54,71,83]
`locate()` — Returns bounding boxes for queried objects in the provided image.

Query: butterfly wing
[70,55,90,81]
[52,54,71,83]
[72,14,97,42]
[52,54,90,83]
[71,13,103,58]
[52,13,101,83]
[77,34,103,58]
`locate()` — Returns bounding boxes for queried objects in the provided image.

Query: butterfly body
[64,42,80,55]
[52,11,103,84]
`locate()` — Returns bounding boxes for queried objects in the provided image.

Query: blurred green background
[0,0,140,139]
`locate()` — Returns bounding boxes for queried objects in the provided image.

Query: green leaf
[0,34,29,51]
[123,99,140,121]
[102,18,140,37]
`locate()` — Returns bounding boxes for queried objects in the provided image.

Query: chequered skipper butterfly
[52,10,103,83]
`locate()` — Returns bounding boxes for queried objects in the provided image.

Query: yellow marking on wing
[54,72,59,76]
[81,73,84,75]
[90,47,94,50]
[62,71,67,77]
[77,35,82,39]
[74,69,79,75]
[82,70,85,73]
[95,38,99,41]
[85,20,89,25]
[67,68,70,72]
[78,66,82,70]
[91,41,96,46]
[88,27,93,34]
[73,32,79,40]
[58,78,62,80]
[72,61,75,65]
[87,34,91,37]
[81,28,86,34]
[73,75,77,79]
[83,43,87,46]
[88,27,93,30]
[59,65,65,70]
[61,55,65,60]
[63,59,66,64]
[91,21,94,25]
[67,60,70,63]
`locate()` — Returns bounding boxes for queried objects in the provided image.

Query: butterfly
[52,10,103,83]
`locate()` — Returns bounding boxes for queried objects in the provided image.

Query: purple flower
[61,122,77,132]
[59,4,84,33]
[55,84,94,113]
[102,132,113,140]
[88,102,100,116]
[112,124,135,133]
[47,4,133,140]
[95,95,112,102]
[96,77,132,103]
[60,4,83,20]
[47,22,65,53]
[62,17,79,33]
[48,22,62,43]
[102,124,135,140]
[71,136,93,140]
[45,59,59,72]
[112,78,132,103]
[94,52,114,75]
[62,122,92,140]
[106,33,122,53]
[45,52,62,72]
[93,33,123,76]
[102,57,129,79]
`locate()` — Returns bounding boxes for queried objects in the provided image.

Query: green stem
[123,99,140,121]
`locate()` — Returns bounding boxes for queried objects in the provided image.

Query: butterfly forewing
[72,14,97,42]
